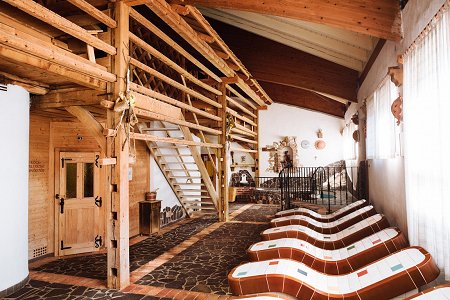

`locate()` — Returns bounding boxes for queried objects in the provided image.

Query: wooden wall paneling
[28,115,51,259]
[129,141,150,237]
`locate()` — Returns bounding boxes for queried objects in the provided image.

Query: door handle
[59,197,65,214]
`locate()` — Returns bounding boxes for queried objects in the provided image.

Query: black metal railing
[278,165,364,212]
[254,176,280,189]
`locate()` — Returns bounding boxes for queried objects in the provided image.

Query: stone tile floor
[6,280,170,300]
[7,203,278,299]
[33,218,217,280]
[136,222,270,294]
[231,204,278,223]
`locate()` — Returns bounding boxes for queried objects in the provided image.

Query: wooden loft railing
[0,0,117,93]
[0,0,274,290]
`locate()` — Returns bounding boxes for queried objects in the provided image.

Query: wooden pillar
[218,82,229,222]
[255,109,260,178]
[106,0,130,289]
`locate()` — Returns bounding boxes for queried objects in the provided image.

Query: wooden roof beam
[3,0,116,54]
[169,0,402,41]
[260,81,347,118]
[209,19,358,102]
[66,0,117,28]
[144,0,271,106]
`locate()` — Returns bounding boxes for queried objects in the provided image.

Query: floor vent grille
[32,246,47,258]
[0,84,7,92]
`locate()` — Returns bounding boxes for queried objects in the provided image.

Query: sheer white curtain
[366,77,398,159]
[403,4,450,280]
[343,122,357,160]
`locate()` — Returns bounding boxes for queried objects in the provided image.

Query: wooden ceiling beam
[0,46,106,90]
[3,0,116,54]
[33,88,106,109]
[260,81,347,118]
[209,19,358,102]
[169,0,402,41]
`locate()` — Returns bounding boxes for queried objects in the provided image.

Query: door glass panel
[83,163,94,198]
[66,163,77,199]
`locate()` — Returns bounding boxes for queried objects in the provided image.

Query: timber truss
[0,0,270,289]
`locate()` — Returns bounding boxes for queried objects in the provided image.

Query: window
[403,3,450,280]
[365,77,399,159]
[343,122,357,160]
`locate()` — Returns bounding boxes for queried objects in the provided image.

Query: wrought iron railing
[278,165,364,212]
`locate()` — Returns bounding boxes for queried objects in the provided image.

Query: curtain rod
[403,0,449,57]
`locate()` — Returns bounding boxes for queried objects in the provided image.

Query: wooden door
[57,152,101,256]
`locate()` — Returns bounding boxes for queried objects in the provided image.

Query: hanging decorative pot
[352,130,360,142]
[391,96,403,125]
[351,113,359,125]
[315,140,326,150]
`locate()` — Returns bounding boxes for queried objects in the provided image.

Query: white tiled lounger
[406,284,450,299]
[248,228,408,275]
[234,293,297,299]
[271,205,377,234]
[275,199,367,222]
[262,214,389,250]
[229,247,439,300]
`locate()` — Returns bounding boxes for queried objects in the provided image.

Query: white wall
[150,157,181,211]
[0,85,29,292]
[259,103,345,177]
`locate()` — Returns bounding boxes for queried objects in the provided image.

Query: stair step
[162,162,197,165]
[181,195,212,199]
[142,128,180,131]
[152,146,188,149]
[169,176,202,179]
[190,212,218,217]
[174,183,204,186]
[185,206,216,211]
[167,169,200,172]
[157,155,193,157]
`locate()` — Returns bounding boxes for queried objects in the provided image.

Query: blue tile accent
[391,264,404,272]
[347,245,355,250]
[268,244,276,248]
[297,269,307,276]
[237,271,247,277]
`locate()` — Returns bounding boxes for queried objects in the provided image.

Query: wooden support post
[106,0,130,289]
[254,109,260,177]
[218,82,229,222]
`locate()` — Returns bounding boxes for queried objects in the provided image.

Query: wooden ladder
[138,121,218,217]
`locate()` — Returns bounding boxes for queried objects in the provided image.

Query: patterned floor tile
[231,204,278,222]
[5,280,171,300]
[136,222,269,295]
[33,218,217,280]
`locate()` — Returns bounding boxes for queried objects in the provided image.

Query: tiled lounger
[271,205,377,234]
[275,199,367,221]
[406,284,450,299]
[234,292,297,299]
[229,247,439,300]
[248,228,408,275]
[262,214,389,250]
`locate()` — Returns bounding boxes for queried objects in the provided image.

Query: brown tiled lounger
[261,214,390,250]
[271,205,377,234]
[406,283,450,299]
[229,247,439,300]
[248,228,407,275]
[275,199,368,222]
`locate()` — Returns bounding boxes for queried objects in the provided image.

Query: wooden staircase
[137,121,219,217]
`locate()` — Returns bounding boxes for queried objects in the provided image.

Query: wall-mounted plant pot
[352,130,360,142]
[315,140,326,150]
